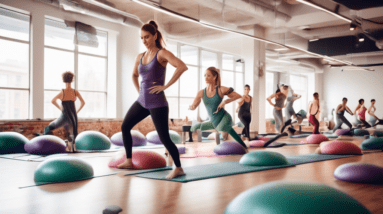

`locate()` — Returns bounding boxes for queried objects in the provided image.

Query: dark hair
[207,67,221,87]
[371,99,375,102]
[245,84,250,90]
[62,71,75,83]
[313,92,318,96]
[359,99,364,104]
[141,20,166,49]
[343,97,348,101]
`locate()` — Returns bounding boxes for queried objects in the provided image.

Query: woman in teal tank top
[189,67,248,150]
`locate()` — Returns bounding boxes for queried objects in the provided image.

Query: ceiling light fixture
[295,0,352,23]
[309,38,319,42]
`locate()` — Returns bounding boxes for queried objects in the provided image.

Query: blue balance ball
[75,131,111,151]
[239,151,288,166]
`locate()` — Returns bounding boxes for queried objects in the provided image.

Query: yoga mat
[289,134,310,138]
[124,166,173,176]
[136,154,357,182]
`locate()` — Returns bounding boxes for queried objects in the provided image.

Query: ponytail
[141,20,166,49]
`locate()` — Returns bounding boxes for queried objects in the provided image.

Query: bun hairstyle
[207,67,221,87]
[141,20,166,49]
[62,71,75,83]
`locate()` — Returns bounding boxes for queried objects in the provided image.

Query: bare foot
[117,159,133,169]
[314,147,322,154]
[165,167,185,179]
[244,148,249,153]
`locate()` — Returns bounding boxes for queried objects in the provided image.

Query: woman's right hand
[189,105,196,111]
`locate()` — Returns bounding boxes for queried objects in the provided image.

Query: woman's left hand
[214,102,226,114]
[149,85,167,94]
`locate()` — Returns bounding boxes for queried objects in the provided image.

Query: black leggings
[239,114,251,139]
[332,114,353,132]
[121,101,181,167]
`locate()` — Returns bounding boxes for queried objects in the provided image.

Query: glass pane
[167,97,178,119]
[221,70,234,88]
[76,92,106,118]
[235,62,243,72]
[265,72,274,119]
[0,7,30,41]
[199,101,209,121]
[234,102,240,124]
[180,45,198,65]
[44,90,62,119]
[0,89,29,119]
[225,102,234,121]
[180,98,197,120]
[200,67,208,90]
[78,54,107,92]
[201,50,217,67]
[166,41,177,56]
[45,19,75,50]
[165,64,178,97]
[235,72,244,93]
[180,66,198,97]
[78,31,107,56]
[222,54,234,70]
[0,39,29,88]
[290,75,308,112]
[44,48,74,90]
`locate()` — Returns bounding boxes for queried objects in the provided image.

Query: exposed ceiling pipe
[35,0,143,28]
[193,0,291,27]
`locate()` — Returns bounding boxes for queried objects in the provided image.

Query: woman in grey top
[267,85,288,133]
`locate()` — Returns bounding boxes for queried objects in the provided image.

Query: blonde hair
[207,67,221,87]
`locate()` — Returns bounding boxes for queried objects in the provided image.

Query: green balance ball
[34,156,94,183]
[0,132,28,154]
[361,137,383,150]
[169,130,182,144]
[225,181,371,214]
[75,131,111,151]
[239,151,288,166]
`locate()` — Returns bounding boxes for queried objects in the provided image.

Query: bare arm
[308,101,313,115]
[346,106,354,115]
[189,90,203,110]
[221,86,241,105]
[353,104,361,115]
[236,97,244,113]
[76,90,86,114]
[51,91,63,111]
[250,96,252,114]
[291,95,301,102]
[160,49,188,89]
[132,54,142,93]
[266,94,276,107]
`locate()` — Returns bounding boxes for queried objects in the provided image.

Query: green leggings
[191,121,247,149]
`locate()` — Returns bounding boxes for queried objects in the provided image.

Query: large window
[44,19,108,119]
[0,7,30,120]
[289,74,308,113]
[166,42,244,123]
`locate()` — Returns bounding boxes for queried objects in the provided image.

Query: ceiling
[49,0,383,72]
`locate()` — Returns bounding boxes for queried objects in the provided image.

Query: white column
[30,11,45,119]
[107,31,118,118]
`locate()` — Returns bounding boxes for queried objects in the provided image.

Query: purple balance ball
[178,146,186,154]
[334,163,383,184]
[214,142,246,155]
[25,135,67,155]
[111,131,147,147]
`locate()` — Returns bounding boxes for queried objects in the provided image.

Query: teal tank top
[203,86,226,127]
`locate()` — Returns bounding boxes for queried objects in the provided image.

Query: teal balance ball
[75,131,111,151]
[34,156,94,183]
[224,181,371,214]
[0,132,28,154]
[239,151,288,166]
[361,137,383,150]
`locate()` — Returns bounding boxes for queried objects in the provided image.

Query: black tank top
[62,89,78,138]
[239,97,251,115]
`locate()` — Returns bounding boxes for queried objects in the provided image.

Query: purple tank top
[137,49,168,109]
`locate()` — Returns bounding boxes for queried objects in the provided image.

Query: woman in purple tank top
[118,21,188,179]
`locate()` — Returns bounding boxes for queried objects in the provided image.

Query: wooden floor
[1,137,383,214]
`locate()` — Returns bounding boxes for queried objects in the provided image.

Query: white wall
[323,66,383,124]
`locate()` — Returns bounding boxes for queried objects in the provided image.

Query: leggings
[308,114,320,134]
[369,117,378,127]
[44,113,75,142]
[239,113,251,139]
[121,101,181,167]
[273,108,284,133]
[191,121,247,149]
[332,114,352,132]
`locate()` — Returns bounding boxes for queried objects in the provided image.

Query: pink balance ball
[249,140,266,147]
[320,141,362,155]
[108,150,166,169]
[258,136,270,141]
[305,134,329,144]
[208,133,216,140]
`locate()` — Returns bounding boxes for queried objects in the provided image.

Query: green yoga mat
[136,154,356,182]
[289,134,310,138]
